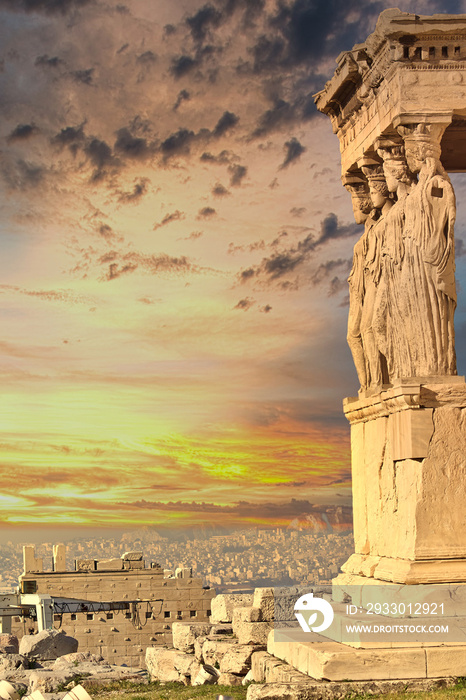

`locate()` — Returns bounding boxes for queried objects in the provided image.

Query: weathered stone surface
[235,621,271,646]
[251,651,270,682]
[0,636,19,655]
[202,639,238,667]
[19,631,78,661]
[210,594,253,623]
[253,589,275,622]
[0,654,28,675]
[246,677,457,700]
[145,648,199,683]
[95,559,122,571]
[28,669,79,692]
[218,672,243,686]
[53,651,105,669]
[233,607,261,626]
[220,645,260,675]
[172,622,212,653]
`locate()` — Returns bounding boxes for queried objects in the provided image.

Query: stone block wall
[12,548,214,668]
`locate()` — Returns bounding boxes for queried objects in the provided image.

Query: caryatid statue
[344,126,457,390]
[313,9,466,392]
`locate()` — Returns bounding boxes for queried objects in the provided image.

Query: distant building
[14,544,214,667]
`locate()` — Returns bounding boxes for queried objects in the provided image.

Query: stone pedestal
[339,378,466,585]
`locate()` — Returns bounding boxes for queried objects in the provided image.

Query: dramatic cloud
[239,213,358,285]
[280,137,306,169]
[7,124,39,142]
[234,297,254,310]
[228,164,247,186]
[212,183,230,197]
[153,210,185,230]
[0,0,93,13]
[173,89,190,111]
[213,111,240,137]
[197,206,217,219]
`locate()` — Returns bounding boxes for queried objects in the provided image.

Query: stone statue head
[360,161,389,210]
[342,172,372,224]
[375,136,416,192]
[397,123,445,175]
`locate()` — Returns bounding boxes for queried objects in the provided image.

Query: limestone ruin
[11,545,214,668]
[315,8,466,586]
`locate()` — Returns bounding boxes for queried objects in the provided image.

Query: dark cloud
[99,251,193,281]
[153,210,185,231]
[7,124,39,142]
[114,128,154,160]
[136,50,157,64]
[197,206,217,219]
[213,110,239,137]
[98,223,120,241]
[234,297,254,310]
[228,163,247,186]
[260,304,272,313]
[252,99,297,138]
[35,54,63,68]
[118,178,149,203]
[84,137,117,181]
[200,150,231,164]
[290,206,306,217]
[70,68,94,85]
[173,89,190,111]
[164,23,176,36]
[212,183,230,197]
[186,4,222,42]
[2,159,46,190]
[52,124,85,153]
[160,128,196,159]
[239,213,358,285]
[170,55,198,78]
[280,137,306,169]
[0,0,93,13]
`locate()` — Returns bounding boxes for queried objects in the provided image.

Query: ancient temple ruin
[315,9,466,585]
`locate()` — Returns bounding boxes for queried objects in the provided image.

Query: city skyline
[1,0,466,537]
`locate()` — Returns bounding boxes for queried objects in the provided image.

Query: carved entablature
[314,8,466,175]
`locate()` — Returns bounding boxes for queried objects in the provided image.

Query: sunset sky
[2,0,466,539]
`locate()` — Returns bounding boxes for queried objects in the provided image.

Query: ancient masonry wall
[12,547,215,668]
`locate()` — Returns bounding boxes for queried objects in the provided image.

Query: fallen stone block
[236,620,271,646]
[251,651,270,682]
[28,669,79,693]
[145,648,199,684]
[19,630,78,661]
[53,651,105,668]
[220,645,261,675]
[202,639,238,667]
[218,672,243,686]
[172,622,212,653]
[0,636,19,655]
[210,594,253,623]
[0,654,29,674]
[253,588,275,622]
